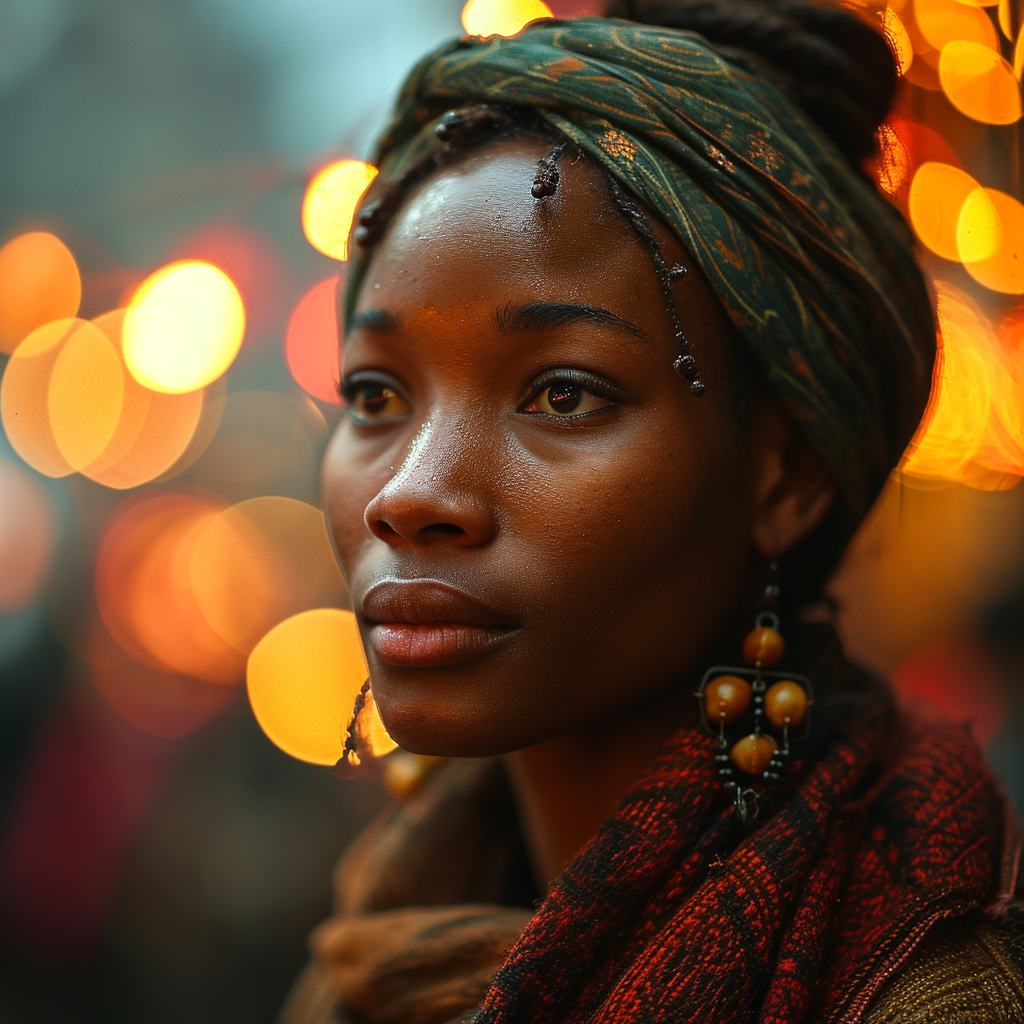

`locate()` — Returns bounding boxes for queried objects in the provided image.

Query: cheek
[321,425,381,575]
[504,420,747,670]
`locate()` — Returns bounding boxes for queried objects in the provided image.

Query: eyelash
[520,370,621,420]
[338,370,621,423]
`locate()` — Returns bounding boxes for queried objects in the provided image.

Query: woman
[286,2,1024,1021]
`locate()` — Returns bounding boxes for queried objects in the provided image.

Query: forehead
[355,138,651,314]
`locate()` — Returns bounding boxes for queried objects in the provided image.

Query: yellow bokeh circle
[302,160,378,261]
[961,188,1024,294]
[939,41,1022,125]
[956,188,1002,264]
[124,260,245,394]
[247,608,369,765]
[914,0,998,53]
[908,162,982,261]
[461,0,553,37]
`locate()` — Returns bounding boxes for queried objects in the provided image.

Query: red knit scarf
[473,641,1014,1024]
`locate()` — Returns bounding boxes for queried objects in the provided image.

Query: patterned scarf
[346,16,936,524]
[471,632,1013,1023]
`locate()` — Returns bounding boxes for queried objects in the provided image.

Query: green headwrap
[345,16,935,522]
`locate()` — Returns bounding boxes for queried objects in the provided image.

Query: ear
[749,403,836,560]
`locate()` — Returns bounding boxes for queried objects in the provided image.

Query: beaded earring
[694,569,813,826]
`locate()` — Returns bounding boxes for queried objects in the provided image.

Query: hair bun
[605,0,898,169]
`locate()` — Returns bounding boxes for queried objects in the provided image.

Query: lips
[361,580,520,668]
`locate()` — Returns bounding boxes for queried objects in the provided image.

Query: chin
[372,681,542,760]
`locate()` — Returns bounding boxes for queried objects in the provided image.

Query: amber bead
[765,681,807,729]
[731,733,778,775]
[742,626,785,668]
[704,675,752,726]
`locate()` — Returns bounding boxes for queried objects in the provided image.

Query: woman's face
[323,138,776,757]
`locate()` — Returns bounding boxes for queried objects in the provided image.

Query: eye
[521,378,615,418]
[341,380,411,423]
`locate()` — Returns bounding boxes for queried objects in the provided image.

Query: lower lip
[369,623,518,668]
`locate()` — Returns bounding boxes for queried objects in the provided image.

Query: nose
[364,420,498,549]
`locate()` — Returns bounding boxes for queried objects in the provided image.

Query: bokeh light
[0,232,80,355]
[914,0,999,53]
[247,608,369,766]
[939,41,1022,124]
[902,281,1024,487]
[955,186,1002,263]
[998,0,1014,38]
[961,188,1024,293]
[908,161,982,260]
[286,276,342,405]
[80,310,210,489]
[170,223,286,346]
[462,0,553,37]
[301,161,377,261]
[95,494,245,685]
[0,458,55,612]
[123,261,245,394]
[189,496,349,657]
[1,318,88,478]
[48,316,125,471]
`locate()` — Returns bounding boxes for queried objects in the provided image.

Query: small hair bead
[668,264,687,281]
[674,354,699,380]
[532,144,565,200]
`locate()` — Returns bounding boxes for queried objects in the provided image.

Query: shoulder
[864,906,1024,1023]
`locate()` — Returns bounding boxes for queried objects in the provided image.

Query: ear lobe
[749,408,836,560]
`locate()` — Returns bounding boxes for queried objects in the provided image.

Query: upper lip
[361,580,516,628]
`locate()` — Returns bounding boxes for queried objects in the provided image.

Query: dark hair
[351,0,900,609]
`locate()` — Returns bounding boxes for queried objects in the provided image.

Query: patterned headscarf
[345,16,935,522]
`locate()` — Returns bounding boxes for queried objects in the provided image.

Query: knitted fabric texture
[470,669,1008,1024]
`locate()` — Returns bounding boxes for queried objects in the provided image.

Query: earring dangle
[694,567,813,826]
[339,679,397,771]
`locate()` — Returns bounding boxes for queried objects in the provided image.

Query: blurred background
[0,0,1022,1020]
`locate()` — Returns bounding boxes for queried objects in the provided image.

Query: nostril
[374,520,400,539]
[425,522,465,536]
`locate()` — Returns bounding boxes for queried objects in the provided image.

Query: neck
[502,684,694,889]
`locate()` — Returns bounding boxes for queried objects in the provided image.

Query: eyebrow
[346,302,648,341]
[494,301,647,340]
[347,309,397,335]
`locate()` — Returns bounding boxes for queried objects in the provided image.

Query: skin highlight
[321,137,833,887]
